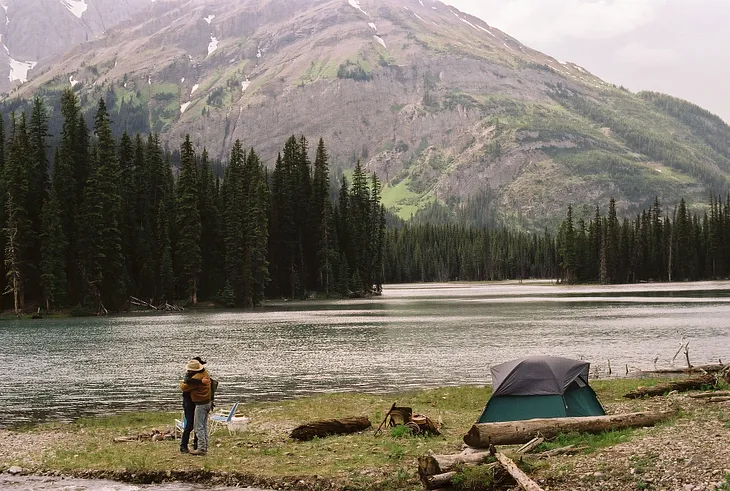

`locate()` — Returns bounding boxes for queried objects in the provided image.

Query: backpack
[210,378,219,402]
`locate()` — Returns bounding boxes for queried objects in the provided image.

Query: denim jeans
[180,403,197,450]
[194,402,212,451]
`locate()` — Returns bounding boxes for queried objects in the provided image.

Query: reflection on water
[2,281,729,425]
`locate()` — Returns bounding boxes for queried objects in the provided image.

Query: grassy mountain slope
[6,0,730,225]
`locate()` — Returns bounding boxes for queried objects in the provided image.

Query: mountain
[7,0,730,225]
[0,0,152,88]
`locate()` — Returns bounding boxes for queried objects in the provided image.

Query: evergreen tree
[4,113,32,309]
[157,200,174,302]
[175,135,202,304]
[40,191,67,310]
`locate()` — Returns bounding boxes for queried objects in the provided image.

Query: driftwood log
[623,374,716,398]
[705,397,730,403]
[494,452,544,491]
[643,363,726,375]
[463,410,675,447]
[689,391,730,399]
[418,451,496,477]
[290,416,371,441]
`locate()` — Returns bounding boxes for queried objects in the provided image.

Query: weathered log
[705,396,730,403]
[516,436,545,454]
[290,416,371,441]
[534,444,587,458]
[494,452,544,491]
[463,410,675,447]
[689,391,730,399]
[422,471,456,490]
[623,374,716,398]
[645,364,726,374]
[418,451,496,477]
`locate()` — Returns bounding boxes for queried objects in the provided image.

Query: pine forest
[1,91,385,314]
[3,91,730,315]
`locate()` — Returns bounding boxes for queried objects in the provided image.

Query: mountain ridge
[5,0,730,225]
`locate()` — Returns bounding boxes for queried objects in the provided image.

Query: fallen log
[517,436,545,454]
[494,452,544,491]
[422,471,456,490]
[705,397,730,403]
[534,444,587,458]
[689,391,730,399]
[418,451,496,478]
[644,363,726,374]
[463,410,675,447]
[623,374,716,398]
[290,416,371,441]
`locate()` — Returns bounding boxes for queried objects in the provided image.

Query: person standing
[179,358,212,455]
[179,356,206,453]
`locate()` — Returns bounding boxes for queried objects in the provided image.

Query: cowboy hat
[185,359,205,372]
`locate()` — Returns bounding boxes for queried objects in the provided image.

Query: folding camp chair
[209,401,239,435]
[174,413,186,439]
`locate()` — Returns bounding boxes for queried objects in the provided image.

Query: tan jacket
[180,369,211,404]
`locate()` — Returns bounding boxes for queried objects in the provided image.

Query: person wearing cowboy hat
[180,358,212,455]
[179,356,207,453]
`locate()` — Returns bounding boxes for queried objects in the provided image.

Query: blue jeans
[194,402,212,452]
[180,403,197,450]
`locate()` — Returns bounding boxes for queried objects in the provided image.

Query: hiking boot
[189,449,207,456]
[179,447,189,453]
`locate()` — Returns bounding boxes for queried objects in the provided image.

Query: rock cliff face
[9,0,730,223]
[0,0,151,87]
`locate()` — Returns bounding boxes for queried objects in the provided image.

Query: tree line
[382,196,730,285]
[1,90,385,314]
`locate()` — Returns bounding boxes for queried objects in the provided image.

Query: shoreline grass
[1,378,698,490]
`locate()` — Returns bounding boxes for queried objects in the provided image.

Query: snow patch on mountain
[204,14,214,25]
[413,13,427,24]
[476,24,496,38]
[373,35,386,49]
[256,46,262,58]
[69,75,80,87]
[2,4,8,26]
[418,0,424,6]
[191,84,199,95]
[180,101,191,113]
[368,22,377,31]
[241,79,250,91]
[9,57,36,83]
[60,0,87,19]
[207,36,218,56]
[348,0,368,16]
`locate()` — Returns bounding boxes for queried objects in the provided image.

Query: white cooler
[227,416,250,433]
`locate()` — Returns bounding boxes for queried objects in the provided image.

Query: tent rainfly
[477,356,606,424]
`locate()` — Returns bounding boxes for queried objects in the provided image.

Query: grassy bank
[2,378,726,490]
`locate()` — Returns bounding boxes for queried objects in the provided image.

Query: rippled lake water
[2,281,730,425]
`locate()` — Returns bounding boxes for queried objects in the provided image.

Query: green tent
[477,356,605,423]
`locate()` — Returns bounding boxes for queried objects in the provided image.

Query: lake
[2,281,730,426]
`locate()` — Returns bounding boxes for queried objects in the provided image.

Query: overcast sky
[446,0,730,122]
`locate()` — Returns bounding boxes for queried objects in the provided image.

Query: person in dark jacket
[180,358,212,455]
[179,356,206,453]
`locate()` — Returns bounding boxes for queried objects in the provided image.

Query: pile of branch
[418,437,545,490]
[130,296,184,312]
[623,373,717,399]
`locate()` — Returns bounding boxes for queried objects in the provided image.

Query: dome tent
[477,356,606,423]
